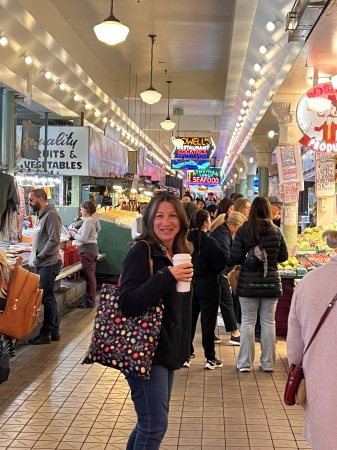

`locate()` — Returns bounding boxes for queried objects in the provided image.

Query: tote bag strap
[301,293,337,363]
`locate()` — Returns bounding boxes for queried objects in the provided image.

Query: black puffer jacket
[119,241,192,371]
[230,219,288,298]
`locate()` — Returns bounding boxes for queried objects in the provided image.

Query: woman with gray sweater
[68,201,101,308]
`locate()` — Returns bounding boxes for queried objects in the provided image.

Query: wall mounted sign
[276,145,303,185]
[171,159,211,170]
[187,168,221,185]
[297,81,337,152]
[315,152,336,197]
[171,137,216,159]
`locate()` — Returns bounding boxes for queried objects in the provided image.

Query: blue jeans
[237,297,278,370]
[36,261,62,336]
[126,364,174,450]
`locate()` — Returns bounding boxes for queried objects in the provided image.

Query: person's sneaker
[236,365,250,372]
[228,335,240,346]
[214,335,221,344]
[205,358,223,370]
[183,357,192,368]
[25,334,51,345]
[259,364,273,372]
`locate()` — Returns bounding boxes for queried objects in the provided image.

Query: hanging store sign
[171,159,211,170]
[297,82,337,152]
[187,168,222,185]
[171,137,216,159]
[17,126,90,175]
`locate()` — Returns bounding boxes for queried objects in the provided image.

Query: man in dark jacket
[268,195,283,227]
[26,189,62,345]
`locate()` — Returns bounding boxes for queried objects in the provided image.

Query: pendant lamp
[160,81,176,130]
[94,0,129,46]
[140,35,162,105]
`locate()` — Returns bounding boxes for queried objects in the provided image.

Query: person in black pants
[209,211,247,345]
[187,209,225,370]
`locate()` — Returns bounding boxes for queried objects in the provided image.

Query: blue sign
[171,159,211,170]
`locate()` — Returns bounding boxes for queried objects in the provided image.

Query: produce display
[277,223,337,278]
[96,209,137,229]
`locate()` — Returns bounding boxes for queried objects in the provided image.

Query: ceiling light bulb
[94,110,100,117]
[249,157,254,163]
[259,45,267,55]
[0,36,8,46]
[85,103,91,110]
[254,63,261,72]
[249,78,256,85]
[24,55,33,65]
[245,89,252,97]
[239,167,243,172]
[44,70,52,79]
[73,94,80,101]
[238,115,243,121]
[266,21,276,31]
[240,108,246,114]
[268,130,276,138]
[161,118,176,131]
[59,83,66,90]
[140,34,162,104]
[242,100,248,107]
[236,122,240,127]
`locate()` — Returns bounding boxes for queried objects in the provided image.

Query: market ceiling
[0,0,335,177]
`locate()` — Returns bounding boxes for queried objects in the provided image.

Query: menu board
[315,152,336,198]
[283,182,298,203]
[283,205,297,226]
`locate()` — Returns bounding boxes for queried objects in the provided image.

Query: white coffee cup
[172,253,192,292]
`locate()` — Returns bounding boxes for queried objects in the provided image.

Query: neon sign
[187,168,221,185]
[171,137,216,159]
[171,159,210,170]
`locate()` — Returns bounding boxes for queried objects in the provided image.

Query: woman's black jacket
[209,223,234,275]
[230,219,288,298]
[119,240,192,370]
[188,230,224,296]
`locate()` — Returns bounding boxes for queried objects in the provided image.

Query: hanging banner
[315,152,336,197]
[89,129,128,177]
[21,121,40,160]
[276,145,303,186]
[297,81,337,152]
[18,126,90,175]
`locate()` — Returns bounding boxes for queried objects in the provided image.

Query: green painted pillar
[72,176,80,207]
[239,176,247,195]
[2,90,15,172]
[258,166,269,197]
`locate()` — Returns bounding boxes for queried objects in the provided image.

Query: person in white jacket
[131,202,148,240]
[68,201,101,308]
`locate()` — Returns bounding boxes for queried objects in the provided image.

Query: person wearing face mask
[131,202,148,240]
[26,189,62,345]
[185,209,225,370]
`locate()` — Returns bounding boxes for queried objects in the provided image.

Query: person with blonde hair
[234,197,251,219]
[287,229,337,449]
[0,249,13,384]
[209,211,246,345]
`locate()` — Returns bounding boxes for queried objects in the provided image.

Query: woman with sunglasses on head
[119,192,193,450]
[186,209,224,370]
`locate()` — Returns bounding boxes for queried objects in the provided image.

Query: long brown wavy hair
[136,192,193,254]
[0,249,11,298]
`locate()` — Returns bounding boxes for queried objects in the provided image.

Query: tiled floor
[0,305,310,449]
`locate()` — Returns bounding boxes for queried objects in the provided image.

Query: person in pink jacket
[287,229,337,450]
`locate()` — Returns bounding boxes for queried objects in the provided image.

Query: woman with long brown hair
[119,192,193,450]
[231,196,288,372]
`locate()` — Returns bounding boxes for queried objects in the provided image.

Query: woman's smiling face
[153,201,180,247]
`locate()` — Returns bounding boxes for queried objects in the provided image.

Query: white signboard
[283,205,297,226]
[315,152,336,197]
[17,126,90,175]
